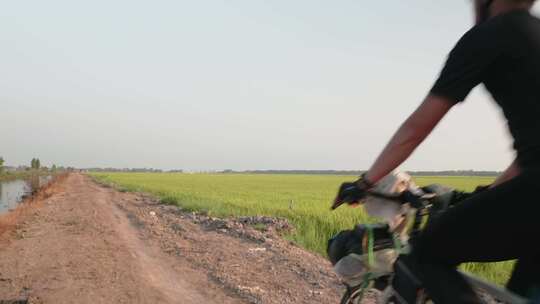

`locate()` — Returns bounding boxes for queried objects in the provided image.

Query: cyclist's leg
[400,250,480,303]
[507,254,540,298]
[409,169,540,304]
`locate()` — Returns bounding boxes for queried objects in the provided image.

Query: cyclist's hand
[331,176,372,210]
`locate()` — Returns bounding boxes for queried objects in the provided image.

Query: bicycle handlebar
[332,189,431,211]
[366,190,431,209]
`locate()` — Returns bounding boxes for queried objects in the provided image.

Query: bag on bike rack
[327,224,398,287]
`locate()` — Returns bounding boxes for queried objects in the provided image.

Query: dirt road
[0,174,343,303]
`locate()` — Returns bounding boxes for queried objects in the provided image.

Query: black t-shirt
[431,10,540,169]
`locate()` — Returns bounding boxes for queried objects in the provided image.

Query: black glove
[331,175,373,210]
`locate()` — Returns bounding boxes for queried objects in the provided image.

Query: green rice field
[89,172,513,285]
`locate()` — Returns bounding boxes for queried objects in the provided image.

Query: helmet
[476,0,495,24]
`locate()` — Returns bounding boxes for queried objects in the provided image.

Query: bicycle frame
[462,272,527,304]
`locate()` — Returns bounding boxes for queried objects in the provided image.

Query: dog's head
[364,171,420,231]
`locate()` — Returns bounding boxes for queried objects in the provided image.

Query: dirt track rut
[0,174,343,303]
[0,174,242,303]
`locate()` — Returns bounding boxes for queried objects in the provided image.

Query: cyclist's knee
[410,233,460,267]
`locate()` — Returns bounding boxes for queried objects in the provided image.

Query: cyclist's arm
[363,23,501,185]
[365,95,454,183]
[490,160,521,188]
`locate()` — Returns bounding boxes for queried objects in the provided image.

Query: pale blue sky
[2,1,539,171]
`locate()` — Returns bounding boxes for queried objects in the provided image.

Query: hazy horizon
[3,1,539,172]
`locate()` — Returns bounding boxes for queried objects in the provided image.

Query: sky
[2,1,540,171]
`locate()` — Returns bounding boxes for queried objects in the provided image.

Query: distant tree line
[31,158,41,169]
[0,156,66,174]
[406,170,500,176]
[86,168,182,173]
[0,155,502,177]
[221,169,501,176]
[81,168,501,176]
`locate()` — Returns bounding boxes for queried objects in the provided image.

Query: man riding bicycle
[334,0,540,303]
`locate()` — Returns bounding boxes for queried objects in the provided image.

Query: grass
[89,172,513,285]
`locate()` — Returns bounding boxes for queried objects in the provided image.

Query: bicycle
[328,175,530,304]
